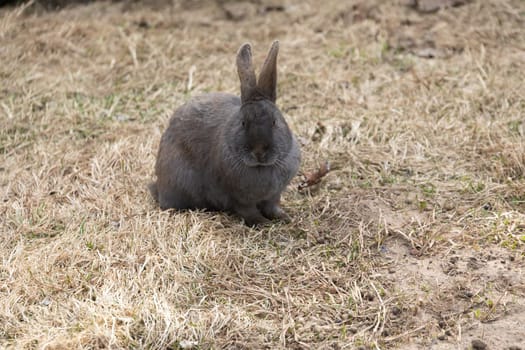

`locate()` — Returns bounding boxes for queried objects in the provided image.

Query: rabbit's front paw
[271,207,291,223]
[235,206,271,227]
[259,201,291,223]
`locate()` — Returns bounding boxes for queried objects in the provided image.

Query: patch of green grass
[507,120,523,135]
[420,183,436,196]
[462,179,486,194]
[328,46,349,59]
[380,174,397,185]
[79,219,87,235]
[391,57,414,72]
[359,180,373,188]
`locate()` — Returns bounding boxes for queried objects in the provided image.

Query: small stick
[298,161,331,190]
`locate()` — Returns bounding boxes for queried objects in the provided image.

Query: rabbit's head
[228,41,294,167]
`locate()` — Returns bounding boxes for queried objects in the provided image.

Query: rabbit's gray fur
[150,41,301,226]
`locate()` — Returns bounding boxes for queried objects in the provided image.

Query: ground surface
[1,0,525,349]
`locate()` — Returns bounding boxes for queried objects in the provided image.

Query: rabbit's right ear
[236,43,257,103]
[257,40,279,103]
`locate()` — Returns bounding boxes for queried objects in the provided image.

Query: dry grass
[1,0,525,349]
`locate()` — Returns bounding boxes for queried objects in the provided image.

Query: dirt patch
[381,239,525,346]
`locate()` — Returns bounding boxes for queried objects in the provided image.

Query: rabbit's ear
[237,43,257,103]
[257,40,279,102]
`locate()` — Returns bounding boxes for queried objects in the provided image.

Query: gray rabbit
[149,41,301,226]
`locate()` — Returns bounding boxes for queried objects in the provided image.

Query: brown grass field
[1,0,525,349]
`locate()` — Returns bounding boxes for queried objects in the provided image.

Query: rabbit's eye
[242,121,246,127]
[272,120,276,126]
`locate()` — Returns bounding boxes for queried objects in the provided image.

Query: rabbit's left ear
[237,43,257,103]
[257,40,279,103]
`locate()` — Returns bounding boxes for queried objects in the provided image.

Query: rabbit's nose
[251,145,268,161]
[252,150,265,161]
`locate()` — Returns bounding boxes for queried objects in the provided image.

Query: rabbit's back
[165,93,240,158]
[154,92,240,210]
